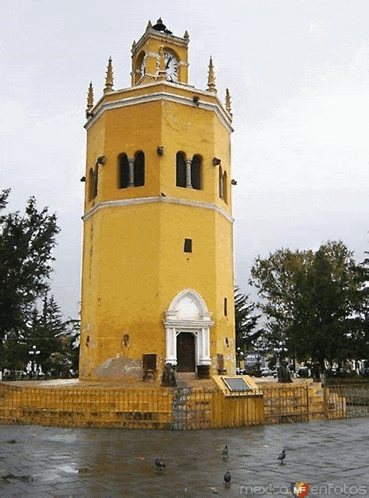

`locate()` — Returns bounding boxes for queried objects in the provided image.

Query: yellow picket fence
[0,381,352,430]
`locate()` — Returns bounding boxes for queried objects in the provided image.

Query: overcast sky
[1,0,369,319]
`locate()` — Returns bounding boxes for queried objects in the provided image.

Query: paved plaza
[0,417,368,497]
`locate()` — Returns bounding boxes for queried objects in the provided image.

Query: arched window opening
[134,151,145,187]
[137,51,146,82]
[176,151,186,188]
[191,155,202,190]
[118,153,129,189]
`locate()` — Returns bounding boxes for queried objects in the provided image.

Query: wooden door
[176,332,195,372]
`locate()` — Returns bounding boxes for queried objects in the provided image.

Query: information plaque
[222,377,252,392]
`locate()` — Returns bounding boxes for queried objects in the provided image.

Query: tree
[2,337,30,374]
[26,295,64,376]
[249,247,313,357]
[60,318,80,376]
[288,242,360,370]
[249,241,361,370]
[349,251,369,365]
[234,287,260,352]
[0,191,60,342]
[3,297,80,378]
[0,189,10,210]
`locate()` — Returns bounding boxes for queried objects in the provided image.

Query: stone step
[176,372,196,387]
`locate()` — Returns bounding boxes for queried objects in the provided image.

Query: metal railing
[0,386,263,429]
[261,385,310,424]
[325,384,369,419]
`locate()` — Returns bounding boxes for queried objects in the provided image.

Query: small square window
[184,238,192,253]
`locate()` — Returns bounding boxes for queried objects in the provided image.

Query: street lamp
[29,345,40,377]
[236,347,244,373]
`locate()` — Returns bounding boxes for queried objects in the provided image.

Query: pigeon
[154,458,166,469]
[223,471,231,485]
[221,445,228,459]
[277,449,286,465]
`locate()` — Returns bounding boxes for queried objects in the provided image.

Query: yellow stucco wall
[80,26,235,381]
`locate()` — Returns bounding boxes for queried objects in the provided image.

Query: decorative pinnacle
[86,82,94,117]
[157,46,166,80]
[104,57,114,94]
[146,20,152,30]
[225,88,232,116]
[183,30,190,41]
[207,56,216,94]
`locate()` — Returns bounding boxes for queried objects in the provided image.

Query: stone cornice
[163,319,215,329]
[85,84,234,133]
[82,195,234,223]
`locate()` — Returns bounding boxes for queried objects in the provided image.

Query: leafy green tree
[249,247,313,357]
[288,242,360,370]
[60,318,80,376]
[250,241,361,371]
[234,287,260,352]
[0,191,60,344]
[0,189,10,210]
[26,295,64,376]
[4,299,80,378]
[3,338,30,374]
[349,252,369,365]
[0,190,81,378]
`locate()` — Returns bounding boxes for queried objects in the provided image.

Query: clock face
[164,51,178,82]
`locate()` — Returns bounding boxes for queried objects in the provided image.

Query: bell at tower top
[131,18,190,86]
[152,18,172,35]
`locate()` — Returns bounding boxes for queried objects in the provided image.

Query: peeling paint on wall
[94,353,142,380]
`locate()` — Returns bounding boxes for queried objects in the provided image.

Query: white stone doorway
[163,289,213,370]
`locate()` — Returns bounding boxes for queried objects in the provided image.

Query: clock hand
[166,55,173,68]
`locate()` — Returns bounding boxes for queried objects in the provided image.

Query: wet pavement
[0,417,368,497]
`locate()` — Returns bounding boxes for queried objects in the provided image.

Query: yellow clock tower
[79,19,236,382]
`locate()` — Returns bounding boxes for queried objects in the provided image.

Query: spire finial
[104,57,114,94]
[183,30,190,41]
[146,20,152,30]
[225,88,232,117]
[157,46,166,80]
[207,56,217,94]
[86,82,94,118]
